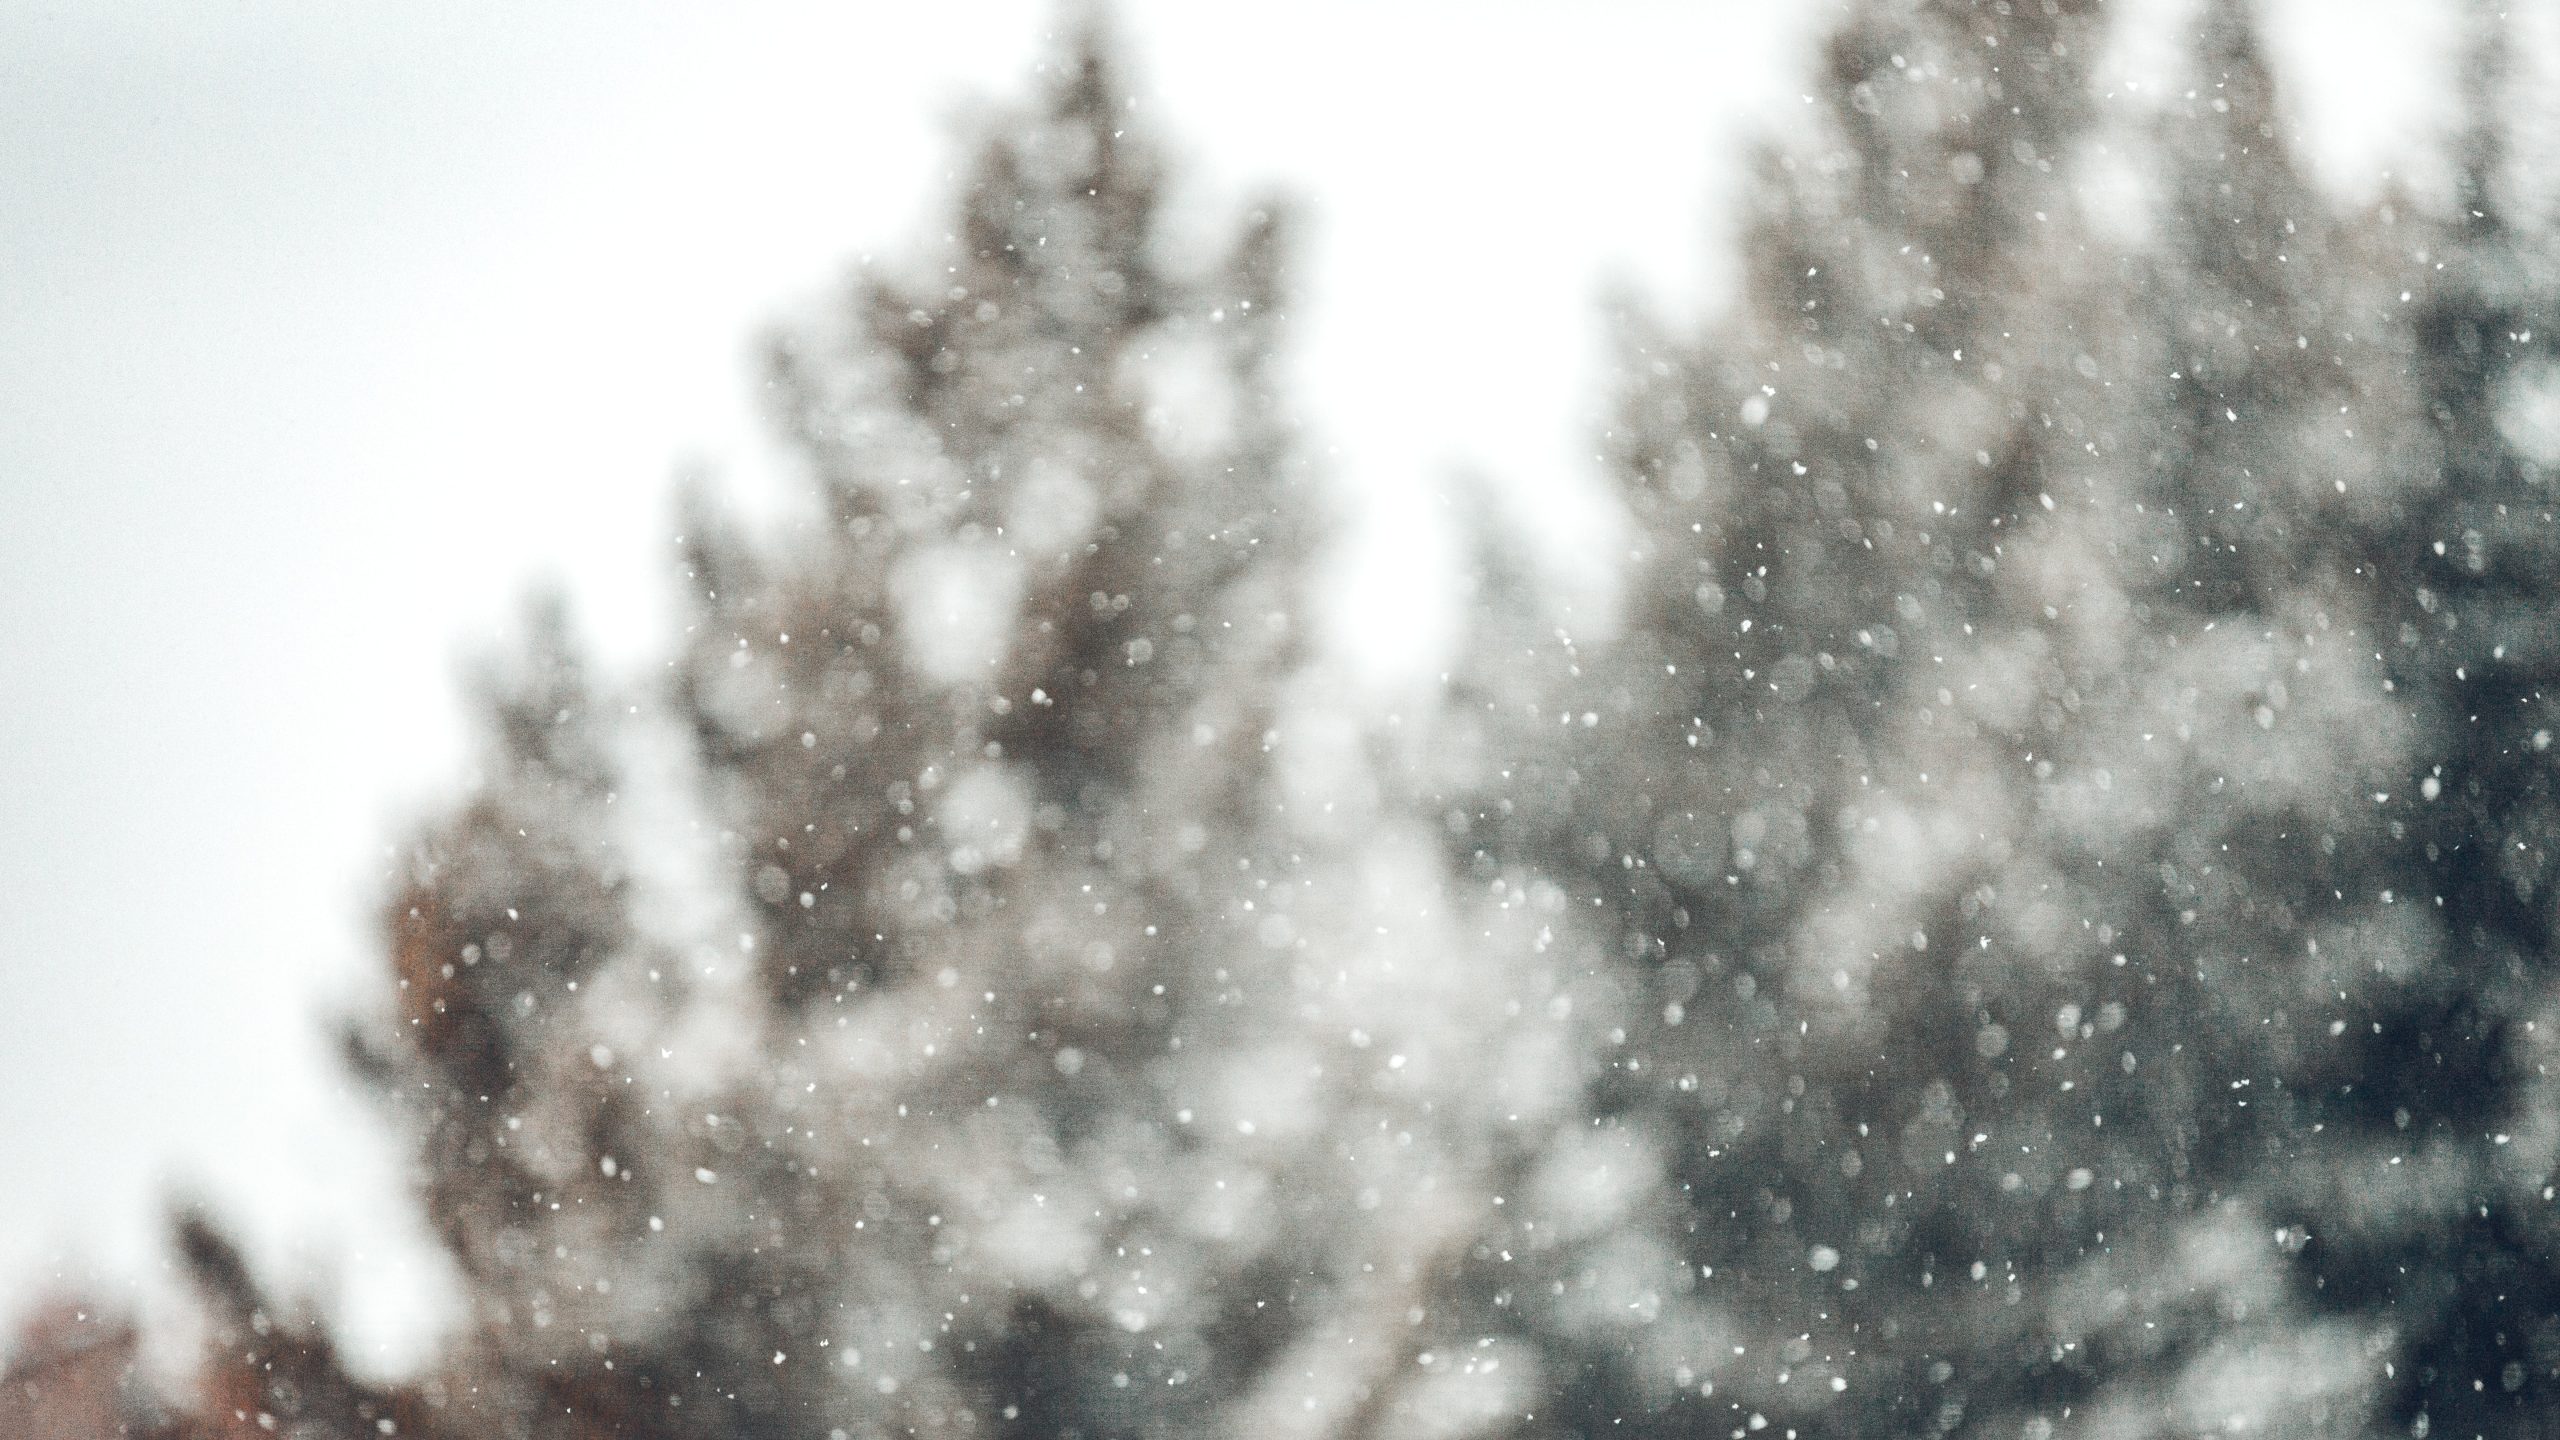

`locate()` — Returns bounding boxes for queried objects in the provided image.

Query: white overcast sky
[0,0,2474,1372]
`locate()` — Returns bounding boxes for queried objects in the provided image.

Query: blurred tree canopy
[1450,1,2560,1436]
[19,3,2560,1439]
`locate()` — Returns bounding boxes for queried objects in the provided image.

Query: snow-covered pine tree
[137,20,1390,1440]
[146,594,647,1440]
[2299,10,2560,1432]
[1443,1,2526,1436]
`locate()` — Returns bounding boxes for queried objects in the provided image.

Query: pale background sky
[0,0,2466,1374]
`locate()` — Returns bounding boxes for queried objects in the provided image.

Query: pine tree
[2299,10,2560,1432]
[129,20,1373,1440]
[1445,1,2533,1436]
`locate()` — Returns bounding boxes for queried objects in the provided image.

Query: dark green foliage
[1452,2,2560,1437]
